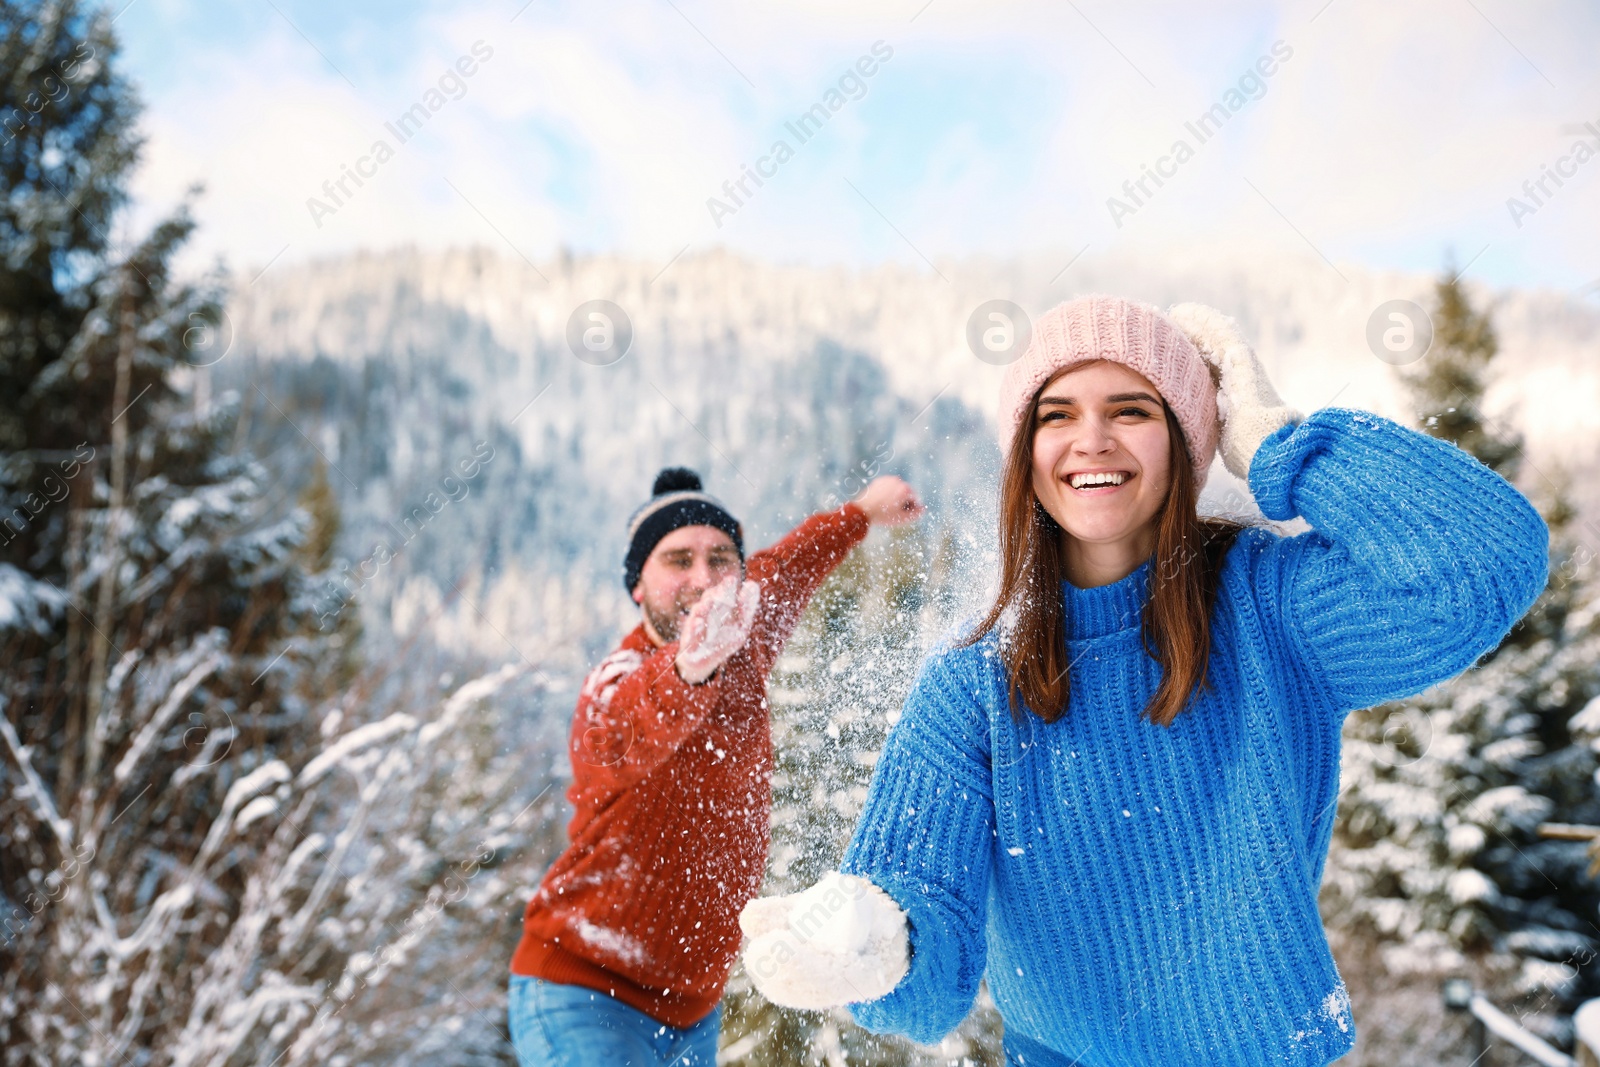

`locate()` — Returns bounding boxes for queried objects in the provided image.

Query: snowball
[785,871,886,955]
[742,872,909,1010]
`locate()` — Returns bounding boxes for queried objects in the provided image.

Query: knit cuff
[1246,408,1337,522]
[843,871,985,1046]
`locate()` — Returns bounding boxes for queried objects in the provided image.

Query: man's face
[632,525,742,644]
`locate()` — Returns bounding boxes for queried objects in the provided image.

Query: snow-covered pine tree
[1398,274,1524,480]
[297,457,362,686]
[1325,271,1600,1056]
[0,11,569,1064]
[0,2,344,1057]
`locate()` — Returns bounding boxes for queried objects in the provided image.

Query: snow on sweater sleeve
[1246,406,1550,716]
[837,645,994,1046]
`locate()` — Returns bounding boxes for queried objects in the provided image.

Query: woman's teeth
[1069,472,1130,490]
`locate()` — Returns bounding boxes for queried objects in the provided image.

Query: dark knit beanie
[623,468,744,592]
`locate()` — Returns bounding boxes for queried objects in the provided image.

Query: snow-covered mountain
[219,245,1600,665]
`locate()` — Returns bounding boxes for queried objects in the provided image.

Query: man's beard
[643,597,692,643]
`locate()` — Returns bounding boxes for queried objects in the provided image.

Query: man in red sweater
[508,466,923,1065]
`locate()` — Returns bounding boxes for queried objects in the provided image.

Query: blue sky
[115,0,1600,293]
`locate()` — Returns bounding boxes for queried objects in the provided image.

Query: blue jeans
[507,974,721,1066]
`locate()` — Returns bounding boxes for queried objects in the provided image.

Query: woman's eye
[1118,408,1150,417]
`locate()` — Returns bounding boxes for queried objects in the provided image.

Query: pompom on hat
[997,295,1221,490]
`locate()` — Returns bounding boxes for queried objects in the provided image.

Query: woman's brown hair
[961,369,1250,727]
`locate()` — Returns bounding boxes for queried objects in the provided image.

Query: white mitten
[739,871,910,1010]
[1166,303,1303,481]
[674,576,761,684]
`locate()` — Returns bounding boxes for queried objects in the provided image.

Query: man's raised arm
[746,476,924,665]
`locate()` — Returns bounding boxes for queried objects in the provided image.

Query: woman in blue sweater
[737,295,1550,1065]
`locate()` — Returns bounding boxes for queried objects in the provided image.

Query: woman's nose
[1073,416,1116,452]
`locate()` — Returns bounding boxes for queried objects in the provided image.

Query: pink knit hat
[997,295,1220,489]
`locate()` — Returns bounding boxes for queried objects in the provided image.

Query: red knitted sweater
[511,503,871,1027]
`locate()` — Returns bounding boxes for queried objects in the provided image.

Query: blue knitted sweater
[839,408,1550,1066]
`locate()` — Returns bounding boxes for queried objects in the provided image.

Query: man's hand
[674,575,761,684]
[853,476,924,527]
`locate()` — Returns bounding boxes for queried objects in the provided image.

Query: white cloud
[124,0,1600,288]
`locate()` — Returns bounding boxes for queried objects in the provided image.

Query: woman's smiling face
[1030,360,1172,571]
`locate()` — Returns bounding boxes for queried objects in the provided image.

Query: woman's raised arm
[1166,303,1549,716]
[1245,406,1549,713]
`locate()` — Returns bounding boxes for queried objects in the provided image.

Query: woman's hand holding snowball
[739,871,910,1010]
